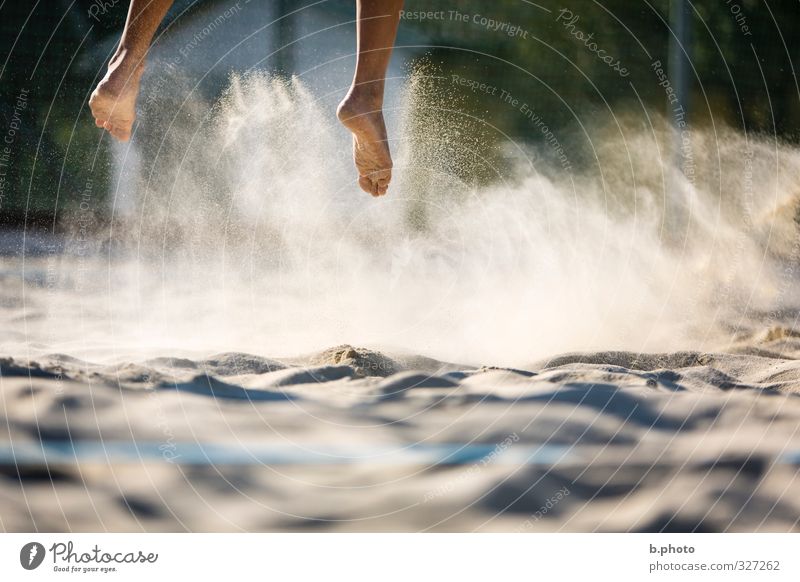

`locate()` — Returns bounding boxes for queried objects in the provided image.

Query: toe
[116,123,132,141]
[358,175,378,197]
[375,171,391,196]
[103,121,131,142]
[112,126,131,141]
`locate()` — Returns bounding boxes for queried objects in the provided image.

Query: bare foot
[337,94,393,197]
[89,53,143,142]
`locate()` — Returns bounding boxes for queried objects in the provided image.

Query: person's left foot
[89,52,143,142]
[337,93,393,197]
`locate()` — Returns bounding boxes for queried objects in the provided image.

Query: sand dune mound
[2,342,799,532]
[305,344,407,378]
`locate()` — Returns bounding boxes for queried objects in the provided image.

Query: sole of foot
[89,58,143,142]
[337,95,393,197]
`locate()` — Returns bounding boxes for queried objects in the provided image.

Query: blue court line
[778,450,800,465]
[0,441,575,466]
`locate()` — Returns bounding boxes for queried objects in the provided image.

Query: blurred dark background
[0,0,798,227]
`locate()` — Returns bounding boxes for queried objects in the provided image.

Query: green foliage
[1,0,798,218]
[402,0,799,140]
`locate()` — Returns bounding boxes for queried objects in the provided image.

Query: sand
[2,297,800,531]
[2,78,800,531]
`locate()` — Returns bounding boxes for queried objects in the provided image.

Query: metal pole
[668,0,691,131]
[666,0,692,242]
[275,0,294,76]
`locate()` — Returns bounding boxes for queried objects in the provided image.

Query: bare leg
[89,0,174,141]
[337,0,403,197]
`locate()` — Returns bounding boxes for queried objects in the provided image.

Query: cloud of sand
[48,71,800,366]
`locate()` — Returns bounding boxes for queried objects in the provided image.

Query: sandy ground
[3,303,800,532]
[4,57,800,533]
[2,246,800,532]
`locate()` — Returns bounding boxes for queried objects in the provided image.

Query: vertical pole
[668,0,691,132]
[275,0,294,76]
[666,0,692,242]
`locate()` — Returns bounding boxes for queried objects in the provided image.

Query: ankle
[337,89,383,122]
[108,48,146,79]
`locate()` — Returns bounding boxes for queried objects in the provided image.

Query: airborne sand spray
[32,69,800,365]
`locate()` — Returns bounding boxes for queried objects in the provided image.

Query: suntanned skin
[336,0,403,197]
[89,0,402,197]
[89,0,172,142]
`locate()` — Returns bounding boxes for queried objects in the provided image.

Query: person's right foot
[89,53,143,142]
[337,93,393,197]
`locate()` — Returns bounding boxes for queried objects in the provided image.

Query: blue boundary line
[0,441,575,466]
